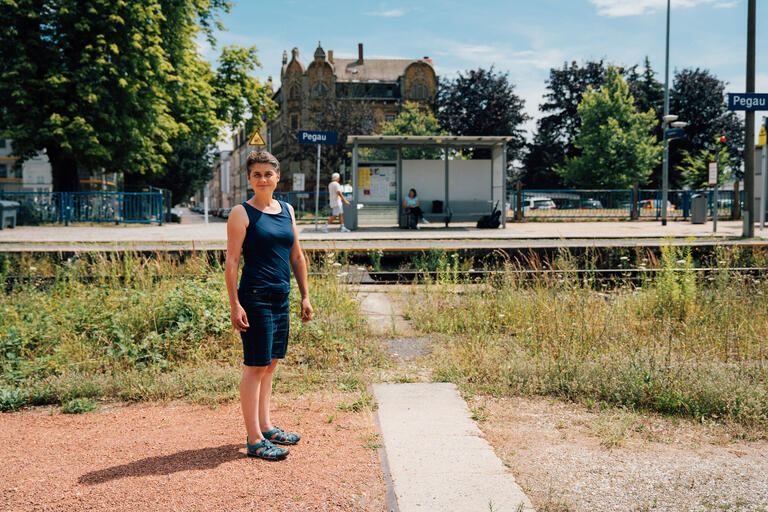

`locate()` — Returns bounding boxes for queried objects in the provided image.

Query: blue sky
[202,0,767,141]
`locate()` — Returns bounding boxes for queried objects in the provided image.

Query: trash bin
[342,200,357,231]
[690,194,706,224]
[0,200,20,229]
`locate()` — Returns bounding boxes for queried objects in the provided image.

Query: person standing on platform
[225,150,313,461]
[322,172,351,232]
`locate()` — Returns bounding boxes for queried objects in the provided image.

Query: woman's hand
[300,297,313,323]
[231,304,250,332]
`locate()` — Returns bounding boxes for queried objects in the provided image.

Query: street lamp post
[661,0,672,226]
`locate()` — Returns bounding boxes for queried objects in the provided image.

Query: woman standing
[225,150,313,460]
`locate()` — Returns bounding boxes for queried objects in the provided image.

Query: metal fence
[517,189,743,220]
[0,191,164,225]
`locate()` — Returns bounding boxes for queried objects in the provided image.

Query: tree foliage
[556,67,661,188]
[677,142,732,189]
[376,101,445,159]
[0,0,274,196]
[436,67,528,161]
[670,68,743,184]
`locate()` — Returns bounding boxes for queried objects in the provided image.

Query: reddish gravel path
[0,392,385,511]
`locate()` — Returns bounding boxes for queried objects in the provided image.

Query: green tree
[0,0,274,195]
[436,67,528,162]
[377,101,445,159]
[670,68,744,183]
[677,141,731,189]
[556,67,661,188]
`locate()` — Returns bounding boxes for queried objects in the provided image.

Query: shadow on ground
[78,444,243,485]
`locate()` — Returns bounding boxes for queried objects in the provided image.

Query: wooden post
[515,182,523,221]
[732,180,741,220]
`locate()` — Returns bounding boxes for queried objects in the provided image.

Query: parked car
[639,199,675,210]
[220,207,232,219]
[579,199,604,209]
[523,197,557,211]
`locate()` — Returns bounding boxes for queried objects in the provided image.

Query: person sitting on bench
[402,188,429,229]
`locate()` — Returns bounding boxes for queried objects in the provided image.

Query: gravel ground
[0,392,385,512]
[473,396,768,512]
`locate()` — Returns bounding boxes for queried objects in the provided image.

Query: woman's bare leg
[241,365,267,444]
[258,359,280,432]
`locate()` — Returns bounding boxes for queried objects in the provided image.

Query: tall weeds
[408,246,768,430]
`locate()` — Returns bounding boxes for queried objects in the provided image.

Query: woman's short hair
[409,188,417,197]
[246,150,280,174]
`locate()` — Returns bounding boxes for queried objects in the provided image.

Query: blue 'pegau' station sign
[298,130,338,145]
[727,93,768,111]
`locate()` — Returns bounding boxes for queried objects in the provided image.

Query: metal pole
[352,141,358,230]
[661,0,671,226]
[714,153,718,234]
[761,116,768,229]
[743,0,756,237]
[314,144,320,232]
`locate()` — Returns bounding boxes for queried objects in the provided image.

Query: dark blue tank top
[239,201,295,293]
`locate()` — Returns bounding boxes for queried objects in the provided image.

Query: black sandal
[246,437,289,460]
[262,426,301,445]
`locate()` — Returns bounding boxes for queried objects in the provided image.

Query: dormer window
[410,82,429,100]
[289,85,301,99]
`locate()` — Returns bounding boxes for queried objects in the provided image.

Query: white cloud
[365,9,404,17]
[589,0,727,17]
[713,1,740,7]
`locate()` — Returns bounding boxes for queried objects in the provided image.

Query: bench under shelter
[344,135,512,230]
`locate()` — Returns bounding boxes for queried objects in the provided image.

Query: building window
[384,114,395,123]
[291,115,298,130]
[311,83,328,98]
[0,139,6,148]
[289,85,301,99]
[410,82,429,100]
[0,164,7,178]
[314,114,323,128]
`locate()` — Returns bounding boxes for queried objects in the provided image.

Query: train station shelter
[344,135,513,230]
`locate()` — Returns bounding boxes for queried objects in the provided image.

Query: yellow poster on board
[358,167,371,188]
[759,126,766,146]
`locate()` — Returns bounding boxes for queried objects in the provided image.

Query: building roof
[332,58,421,83]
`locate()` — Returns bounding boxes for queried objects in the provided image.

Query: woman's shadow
[79,444,245,485]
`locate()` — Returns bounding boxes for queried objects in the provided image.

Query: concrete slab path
[373,383,535,512]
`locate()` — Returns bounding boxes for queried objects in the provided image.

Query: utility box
[0,200,20,229]
[690,194,706,224]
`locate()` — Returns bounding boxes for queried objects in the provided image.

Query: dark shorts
[237,288,290,367]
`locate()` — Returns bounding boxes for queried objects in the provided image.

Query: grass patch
[338,392,375,412]
[0,252,388,410]
[408,245,768,433]
[61,398,99,414]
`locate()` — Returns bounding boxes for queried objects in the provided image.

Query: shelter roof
[346,135,514,147]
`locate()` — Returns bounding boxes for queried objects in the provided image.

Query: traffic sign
[298,130,338,145]
[248,130,266,146]
[727,93,768,111]
[759,125,766,146]
[708,161,718,186]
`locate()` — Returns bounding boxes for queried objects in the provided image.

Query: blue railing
[0,192,164,225]
[518,189,744,220]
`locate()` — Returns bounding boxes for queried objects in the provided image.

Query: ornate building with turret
[267,42,437,191]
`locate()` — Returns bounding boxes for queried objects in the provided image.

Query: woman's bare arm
[287,204,313,322]
[226,205,249,331]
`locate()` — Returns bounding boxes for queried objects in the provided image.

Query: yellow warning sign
[248,131,266,146]
[759,125,766,146]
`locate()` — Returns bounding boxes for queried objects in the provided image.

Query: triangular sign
[248,131,266,146]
